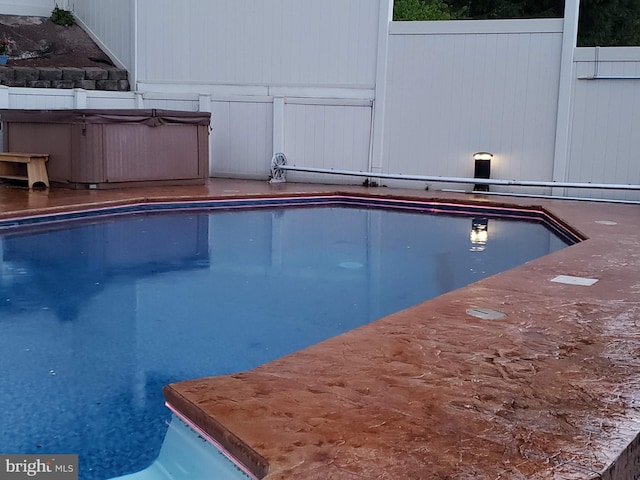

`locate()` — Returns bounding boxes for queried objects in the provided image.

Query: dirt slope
[0,14,114,68]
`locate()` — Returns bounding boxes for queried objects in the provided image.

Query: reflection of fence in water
[0,214,210,321]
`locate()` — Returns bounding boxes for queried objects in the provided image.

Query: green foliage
[577,0,640,46]
[445,0,562,19]
[393,0,460,21]
[51,5,74,26]
[394,0,640,46]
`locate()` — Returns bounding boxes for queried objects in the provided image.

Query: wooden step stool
[0,152,50,189]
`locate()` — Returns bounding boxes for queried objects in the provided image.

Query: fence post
[0,85,9,110]
[198,94,211,113]
[369,0,393,176]
[272,97,285,159]
[74,89,87,109]
[551,0,581,196]
[135,91,144,109]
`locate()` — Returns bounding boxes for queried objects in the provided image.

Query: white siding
[565,47,640,201]
[136,0,379,88]
[72,0,134,71]
[381,19,564,193]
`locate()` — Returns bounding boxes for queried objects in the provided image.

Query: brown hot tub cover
[0,109,211,127]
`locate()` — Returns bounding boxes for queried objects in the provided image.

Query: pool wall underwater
[0,194,584,245]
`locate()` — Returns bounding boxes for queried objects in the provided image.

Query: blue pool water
[0,202,572,479]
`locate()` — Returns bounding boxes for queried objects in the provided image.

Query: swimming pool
[0,196,576,479]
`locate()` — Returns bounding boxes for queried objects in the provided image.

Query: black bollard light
[473,152,492,192]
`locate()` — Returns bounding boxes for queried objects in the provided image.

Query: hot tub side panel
[71,123,106,184]
[3,122,74,184]
[197,124,209,179]
[102,124,202,182]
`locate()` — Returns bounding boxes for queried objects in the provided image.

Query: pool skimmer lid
[466,307,506,320]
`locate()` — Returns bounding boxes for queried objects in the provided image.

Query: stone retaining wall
[0,66,129,91]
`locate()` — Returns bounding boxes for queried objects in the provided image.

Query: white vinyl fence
[71,0,134,72]
[132,0,381,184]
[0,0,61,17]
[563,47,640,201]
[380,19,564,195]
[0,0,639,201]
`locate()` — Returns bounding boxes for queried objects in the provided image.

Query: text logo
[0,455,77,480]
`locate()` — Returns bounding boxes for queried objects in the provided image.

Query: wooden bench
[0,152,50,189]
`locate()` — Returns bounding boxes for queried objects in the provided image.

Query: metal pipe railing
[579,46,640,80]
[273,163,640,191]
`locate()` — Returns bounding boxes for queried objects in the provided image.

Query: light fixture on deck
[473,152,493,192]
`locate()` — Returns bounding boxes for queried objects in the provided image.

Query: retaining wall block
[38,68,63,81]
[77,79,96,90]
[108,69,128,81]
[61,67,86,82]
[28,80,52,88]
[96,79,118,90]
[0,66,14,82]
[52,80,76,89]
[0,66,129,91]
[84,67,108,81]
[13,67,40,82]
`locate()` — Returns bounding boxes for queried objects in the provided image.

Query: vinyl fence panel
[283,100,373,184]
[0,0,56,16]
[209,99,274,179]
[565,47,640,201]
[72,0,135,72]
[135,0,379,88]
[381,19,563,193]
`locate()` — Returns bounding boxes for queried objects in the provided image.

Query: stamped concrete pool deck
[1,179,639,479]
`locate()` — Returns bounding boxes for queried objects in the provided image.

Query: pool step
[110,414,252,480]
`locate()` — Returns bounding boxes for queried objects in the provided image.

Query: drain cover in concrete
[466,308,506,320]
[550,275,599,286]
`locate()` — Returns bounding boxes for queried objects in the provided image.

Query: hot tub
[0,109,210,189]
